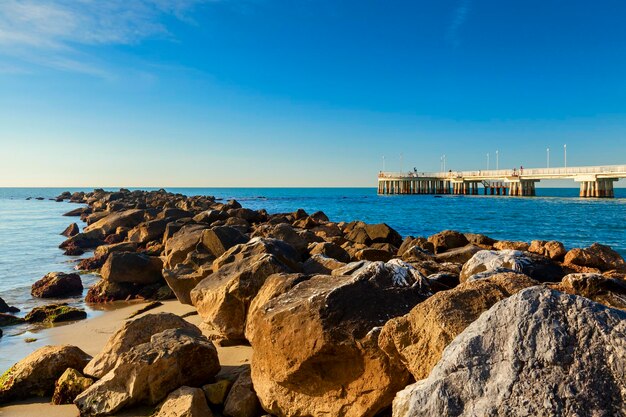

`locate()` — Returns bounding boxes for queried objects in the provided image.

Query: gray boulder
[392,287,626,417]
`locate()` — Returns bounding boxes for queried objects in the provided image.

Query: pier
[378,165,626,198]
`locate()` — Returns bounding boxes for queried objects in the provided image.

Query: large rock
[364,223,403,247]
[127,219,168,244]
[548,272,626,310]
[212,237,301,272]
[191,252,294,341]
[24,303,87,323]
[0,345,91,403]
[101,252,163,285]
[308,241,351,263]
[83,209,145,238]
[564,243,626,272]
[163,264,212,305]
[201,226,249,258]
[154,386,213,417]
[460,250,563,282]
[61,223,79,237]
[223,368,262,417]
[247,259,432,417]
[51,368,94,405]
[0,297,19,313]
[302,254,346,274]
[31,272,83,298]
[434,245,482,264]
[163,224,211,267]
[379,273,538,380]
[93,242,138,260]
[493,240,530,251]
[85,280,171,303]
[75,328,220,416]
[427,230,469,253]
[392,287,626,417]
[528,240,567,260]
[84,312,201,379]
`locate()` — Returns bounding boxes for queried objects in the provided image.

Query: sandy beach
[0,300,253,417]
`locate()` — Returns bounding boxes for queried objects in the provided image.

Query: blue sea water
[0,186,625,370]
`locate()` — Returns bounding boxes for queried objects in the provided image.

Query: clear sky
[1,0,625,187]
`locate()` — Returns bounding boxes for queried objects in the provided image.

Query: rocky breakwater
[0,188,625,417]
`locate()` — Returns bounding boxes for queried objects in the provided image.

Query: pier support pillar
[579,178,616,198]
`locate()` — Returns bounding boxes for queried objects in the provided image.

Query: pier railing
[378,164,626,180]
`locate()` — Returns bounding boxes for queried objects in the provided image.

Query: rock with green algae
[24,303,86,324]
[51,368,94,405]
[0,345,91,404]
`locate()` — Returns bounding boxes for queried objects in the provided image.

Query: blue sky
[0,0,625,187]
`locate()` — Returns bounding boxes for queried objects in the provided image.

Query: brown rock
[529,240,567,260]
[463,233,496,248]
[163,265,212,305]
[364,223,403,247]
[75,328,220,416]
[83,312,201,379]
[191,252,294,341]
[155,386,213,417]
[223,368,262,417]
[398,237,435,257]
[548,273,626,310]
[202,379,232,406]
[434,244,482,264]
[31,272,83,298]
[493,240,530,251]
[212,237,301,272]
[162,224,209,269]
[61,223,79,237]
[247,260,431,417]
[127,219,168,244]
[302,254,346,274]
[0,297,19,314]
[83,209,145,238]
[308,241,351,263]
[427,230,469,253]
[564,243,626,272]
[51,368,94,405]
[0,345,91,403]
[101,252,163,285]
[355,248,393,262]
[93,242,138,259]
[201,226,249,258]
[379,272,538,381]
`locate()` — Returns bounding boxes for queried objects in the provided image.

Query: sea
[0,186,625,370]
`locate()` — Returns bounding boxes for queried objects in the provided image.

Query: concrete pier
[378,165,625,198]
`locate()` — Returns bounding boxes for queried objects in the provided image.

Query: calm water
[0,186,625,368]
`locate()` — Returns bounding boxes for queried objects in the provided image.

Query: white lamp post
[564,144,567,171]
[487,153,490,170]
[547,148,550,168]
[496,150,499,170]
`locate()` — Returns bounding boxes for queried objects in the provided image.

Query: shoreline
[1,188,625,417]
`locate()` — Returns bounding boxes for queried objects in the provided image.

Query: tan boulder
[564,243,626,272]
[51,368,94,405]
[162,224,209,269]
[212,237,301,272]
[528,239,567,260]
[427,230,469,253]
[93,242,138,260]
[155,386,213,417]
[0,345,91,404]
[83,312,201,379]
[75,328,220,416]
[247,260,431,417]
[83,209,145,237]
[548,273,626,310]
[434,244,482,264]
[163,264,212,305]
[379,272,537,381]
[493,240,530,251]
[191,253,293,341]
[101,252,163,285]
[223,368,262,417]
[302,254,346,274]
[201,226,249,258]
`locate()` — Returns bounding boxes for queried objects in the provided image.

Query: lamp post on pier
[496,150,499,170]
[564,144,567,171]
[547,148,550,168]
[487,153,490,170]
[382,155,385,172]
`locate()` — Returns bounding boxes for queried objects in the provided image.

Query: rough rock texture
[247,259,431,417]
[434,245,482,264]
[24,303,87,323]
[61,223,80,237]
[212,237,301,272]
[0,345,91,403]
[191,252,293,341]
[101,252,164,285]
[308,241,351,263]
[93,242,138,260]
[528,240,567,260]
[564,243,626,272]
[355,247,393,262]
[427,230,469,253]
[201,226,249,258]
[75,328,220,416]
[302,254,346,274]
[162,224,209,269]
[0,313,24,326]
[460,250,563,282]
[31,272,83,298]
[379,273,538,380]
[223,368,262,417]
[493,240,530,251]
[83,209,145,238]
[392,287,626,417]
[154,386,213,417]
[463,233,496,248]
[127,219,168,244]
[202,379,232,406]
[83,312,201,379]
[163,265,211,305]
[548,273,626,310]
[51,368,94,405]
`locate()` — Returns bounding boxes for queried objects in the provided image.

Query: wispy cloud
[446,0,471,48]
[0,0,209,78]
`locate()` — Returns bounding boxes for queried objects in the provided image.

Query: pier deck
[378,165,626,198]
